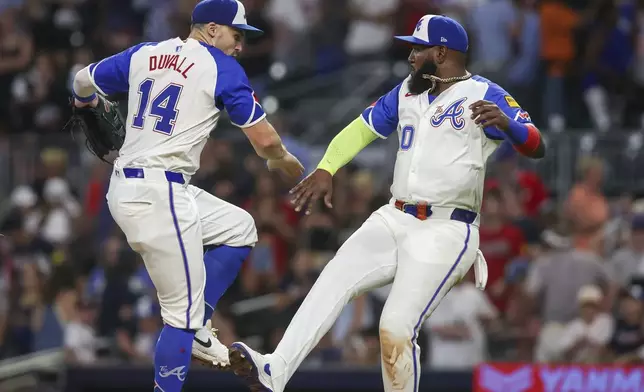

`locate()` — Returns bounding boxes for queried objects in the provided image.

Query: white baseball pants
[270,203,479,392]
[107,166,257,330]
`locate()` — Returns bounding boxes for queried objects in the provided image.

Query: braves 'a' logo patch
[430,97,467,130]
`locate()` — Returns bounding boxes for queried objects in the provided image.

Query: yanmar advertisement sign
[474,363,644,392]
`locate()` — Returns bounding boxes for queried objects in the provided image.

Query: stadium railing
[0,349,65,392]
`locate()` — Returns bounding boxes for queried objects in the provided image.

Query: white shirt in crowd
[266,0,320,33]
[345,0,399,56]
[558,313,614,362]
[64,322,97,364]
[425,281,497,369]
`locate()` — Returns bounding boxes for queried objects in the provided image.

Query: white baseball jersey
[361,75,533,213]
[86,37,265,175]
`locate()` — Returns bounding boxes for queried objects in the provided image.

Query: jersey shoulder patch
[504,95,520,108]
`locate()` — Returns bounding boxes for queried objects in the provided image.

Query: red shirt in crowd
[486,170,548,218]
[478,223,525,311]
[84,180,105,217]
[242,197,299,277]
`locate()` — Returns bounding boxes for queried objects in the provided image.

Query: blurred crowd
[1,0,644,135]
[1,0,644,375]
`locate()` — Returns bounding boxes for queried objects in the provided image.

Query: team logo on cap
[416,19,423,32]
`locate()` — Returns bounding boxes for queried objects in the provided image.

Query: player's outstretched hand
[267,152,305,180]
[469,100,510,130]
[289,169,333,215]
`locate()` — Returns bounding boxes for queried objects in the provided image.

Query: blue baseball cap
[395,15,468,53]
[192,0,263,37]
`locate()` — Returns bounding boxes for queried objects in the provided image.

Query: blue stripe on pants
[168,182,193,329]
[411,223,471,392]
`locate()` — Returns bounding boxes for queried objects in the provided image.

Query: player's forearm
[255,141,287,160]
[504,120,546,159]
[242,119,287,160]
[317,117,378,175]
[72,66,98,102]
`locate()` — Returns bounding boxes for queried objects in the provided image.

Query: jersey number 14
[132,78,183,135]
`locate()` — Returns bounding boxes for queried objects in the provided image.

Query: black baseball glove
[65,95,126,163]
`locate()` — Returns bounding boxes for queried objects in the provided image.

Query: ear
[435,46,448,64]
[206,22,219,38]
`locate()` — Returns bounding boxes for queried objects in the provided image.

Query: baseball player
[70,1,303,391]
[229,15,545,392]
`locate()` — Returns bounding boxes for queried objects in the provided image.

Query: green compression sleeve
[317,117,379,176]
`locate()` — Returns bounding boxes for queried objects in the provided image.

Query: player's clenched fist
[267,152,305,179]
[289,169,333,215]
[469,100,510,130]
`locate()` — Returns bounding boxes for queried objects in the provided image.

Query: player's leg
[107,178,205,392]
[188,185,256,367]
[231,211,398,392]
[188,185,257,324]
[378,218,479,392]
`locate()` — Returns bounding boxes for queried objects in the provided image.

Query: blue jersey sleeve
[88,42,153,96]
[214,56,266,128]
[361,83,402,139]
[481,81,533,140]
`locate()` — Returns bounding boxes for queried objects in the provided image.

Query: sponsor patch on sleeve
[504,96,520,108]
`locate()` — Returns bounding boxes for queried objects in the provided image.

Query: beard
[407,60,438,95]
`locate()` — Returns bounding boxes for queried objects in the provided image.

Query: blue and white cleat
[230,342,274,392]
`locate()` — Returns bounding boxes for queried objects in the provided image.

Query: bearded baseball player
[229,15,545,392]
[70,1,303,391]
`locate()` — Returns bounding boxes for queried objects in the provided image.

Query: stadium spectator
[488,142,550,219]
[425,271,499,370]
[238,0,275,78]
[478,187,525,312]
[505,0,540,114]
[0,4,34,128]
[345,0,398,61]
[565,156,609,254]
[491,272,541,361]
[343,326,381,366]
[526,245,614,325]
[64,299,98,364]
[609,213,644,287]
[581,0,637,132]
[539,0,581,131]
[605,282,644,364]
[435,0,471,27]
[468,0,516,84]
[266,0,320,71]
[526,240,615,361]
[32,265,78,352]
[557,285,614,363]
[310,0,348,73]
[132,295,161,362]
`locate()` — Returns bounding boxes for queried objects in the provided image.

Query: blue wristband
[504,119,528,144]
[73,91,97,103]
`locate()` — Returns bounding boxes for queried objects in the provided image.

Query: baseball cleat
[191,320,230,369]
[230,342,274,392]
